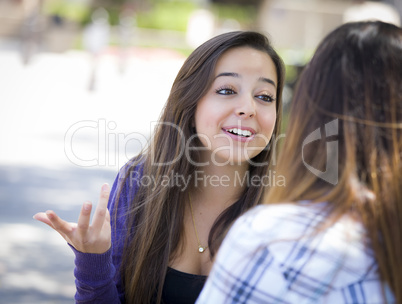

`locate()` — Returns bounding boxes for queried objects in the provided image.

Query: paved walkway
[0,40,185,303]
[0,165,116,303]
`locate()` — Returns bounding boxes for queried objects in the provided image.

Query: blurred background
[0,0,400,302]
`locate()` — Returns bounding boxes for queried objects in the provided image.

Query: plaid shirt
[197,203,394,304]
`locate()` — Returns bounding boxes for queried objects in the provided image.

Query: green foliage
[43,0,196,30]
[283,64,299,85]
[136,1,196,31]
[43,0,259,31]
[43,0,90,23]
[211,3,257,26]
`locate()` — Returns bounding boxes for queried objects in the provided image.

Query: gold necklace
[188,193,208,253]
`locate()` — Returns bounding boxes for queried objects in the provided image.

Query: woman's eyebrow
[259,77,276,88]
[215,72,239,79]
[215,72,276,88]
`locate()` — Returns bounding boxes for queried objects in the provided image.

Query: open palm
[34,183,111,254]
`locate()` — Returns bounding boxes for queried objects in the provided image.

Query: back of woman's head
[267,21,402,302]
[271,21,401,200]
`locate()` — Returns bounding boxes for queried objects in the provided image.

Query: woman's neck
[191,161,249,209]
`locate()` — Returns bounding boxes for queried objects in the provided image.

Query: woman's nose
[236,95,256,118]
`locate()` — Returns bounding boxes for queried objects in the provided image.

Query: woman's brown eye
[256,94,275,103]
[216,88,236,95]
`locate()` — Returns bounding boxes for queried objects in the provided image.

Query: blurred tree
[88,0,152,11]
[210,0,263,6]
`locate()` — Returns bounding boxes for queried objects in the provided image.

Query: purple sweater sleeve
[72,164,140,304]
[71,245,121,303]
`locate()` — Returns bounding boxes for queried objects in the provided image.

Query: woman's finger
[102,208,111,232]
[45,210,74,236]
[33,212,54,228]
[34,212,71,241]
[105,208,111,225]
[92,183,110,233]
[77,201,92,235]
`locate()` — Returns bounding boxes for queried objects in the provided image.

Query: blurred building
[258,0,400,55]
[256,0,401,107]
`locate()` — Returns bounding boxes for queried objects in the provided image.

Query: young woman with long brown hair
[197,21,402,303]
[34,30,285,303]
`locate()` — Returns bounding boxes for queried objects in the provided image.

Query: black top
[162,267,207,304]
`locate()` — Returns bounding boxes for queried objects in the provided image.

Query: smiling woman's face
[194,46,278,166]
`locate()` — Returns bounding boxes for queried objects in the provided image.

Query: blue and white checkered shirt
[196,203,394,303]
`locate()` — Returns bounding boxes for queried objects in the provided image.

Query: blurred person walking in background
[34,30,285,304]
[197,21,402,303]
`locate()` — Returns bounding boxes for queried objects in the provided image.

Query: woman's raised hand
[33,183,111,254]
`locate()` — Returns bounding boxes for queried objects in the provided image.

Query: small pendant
[198,246,205,253]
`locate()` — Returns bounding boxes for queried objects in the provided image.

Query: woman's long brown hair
[265,21,402,302]
[113,31,285,304]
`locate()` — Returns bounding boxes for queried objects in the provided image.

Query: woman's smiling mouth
[222,127,256,142]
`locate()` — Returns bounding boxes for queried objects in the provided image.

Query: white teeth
[227,128,253,137]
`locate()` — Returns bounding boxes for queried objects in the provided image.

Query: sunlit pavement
[0,40,186,303]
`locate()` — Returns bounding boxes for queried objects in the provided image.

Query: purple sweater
[72,165,139,303]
